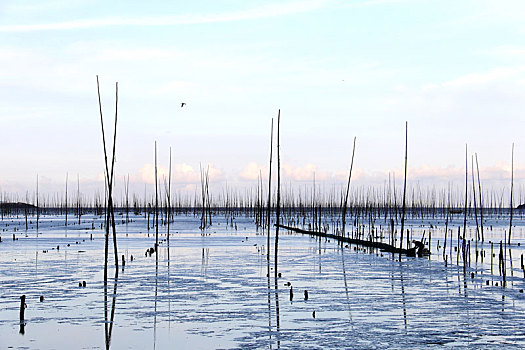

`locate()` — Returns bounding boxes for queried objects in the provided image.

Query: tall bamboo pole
[155,141,159,252]
[167,147,172,243]
[275,110,281,276]
[475,153,484,242]
[267,118,274,262]
[65,172,68,226]
[462,144,468,261]
[509,143,514,245]
[400,122,408,255]
[342,137,356,238]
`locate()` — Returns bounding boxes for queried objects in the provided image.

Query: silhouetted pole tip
[312,311,316,318]
[304,290,309,300]
[290,287,294,301]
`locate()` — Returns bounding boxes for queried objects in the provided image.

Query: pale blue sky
[1,0,525,198]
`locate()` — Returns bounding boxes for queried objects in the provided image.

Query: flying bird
[181,102,186,107]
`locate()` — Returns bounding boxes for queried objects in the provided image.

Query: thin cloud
[139,163,224,185]
[0,0,330,32]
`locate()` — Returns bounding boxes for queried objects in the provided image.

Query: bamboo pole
[267,118,274,262]
[471,155,480,241]
[475,153,484,242]
[509,143,514,245]
[400,122,408,255]
[65,172,68,226]
[167,147,172,243]
[155,141,159,252]
[462,144,468,262]
[342,137,356,238]
[275,110,281,277]
[96,76,119,272]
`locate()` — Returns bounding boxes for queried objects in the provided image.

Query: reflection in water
[168,238,171,331]
[399,266,407,331]
[274,227,281,349]
[318,237,322,274]
[340,246,353,328]
[201,248,209,277]
[104,268,118,350]
[153,248,159,350]
[508,248,514,279]
[274,273,281,349]
[267,259,272,349]
[462,266,469,298]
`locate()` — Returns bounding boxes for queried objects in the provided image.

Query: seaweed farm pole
[275,110,281,277]
[462,144,468,262]
[65,172,68,226]
[206,166,211,226]
[36,174,39,232]
[475,153,484,242]
[96,75,120,275]
[341,137,356,239]
[125,174,130,223]
[267,118,274,261]
[400,122,408,256]
[77,174,81,225]
[199,163,205,228]
[109,81,119,267]
[167,147,172,243]
[509,143,514,245]
[155,141,159,252]
[471,156,479,241]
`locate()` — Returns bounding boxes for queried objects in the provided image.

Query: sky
[1,0,525,202]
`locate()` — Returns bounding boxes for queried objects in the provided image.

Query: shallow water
[1,211,524,349]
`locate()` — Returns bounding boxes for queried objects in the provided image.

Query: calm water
[1,211,524,349]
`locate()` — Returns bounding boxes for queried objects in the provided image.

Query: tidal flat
[1,210,525,349]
